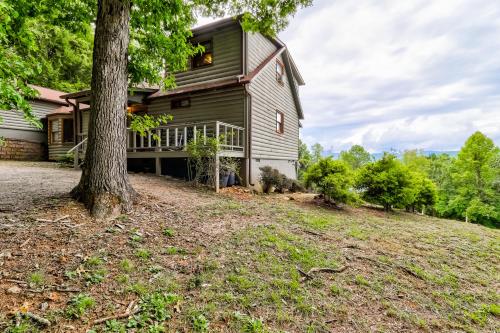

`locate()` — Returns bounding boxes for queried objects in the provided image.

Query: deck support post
[74,150,80,169]
[155,157,161,176]
[73,102,80,169]
[215,153,220,193]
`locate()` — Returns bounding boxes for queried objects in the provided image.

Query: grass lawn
[0,178,498,332]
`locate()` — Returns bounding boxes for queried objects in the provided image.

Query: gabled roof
[30,85,70,106]
[56,17,305,119]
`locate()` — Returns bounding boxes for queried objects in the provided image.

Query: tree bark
[71,0,136,218]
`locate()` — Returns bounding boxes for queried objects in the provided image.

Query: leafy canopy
[298,139,312,179]
[0,0,94,127]
[340,145,372,170]
[311,143,323,163]
[443,132,500,226]
[0,0,312,128]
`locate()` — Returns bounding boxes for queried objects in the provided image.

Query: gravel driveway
[0,161,80,214]
[0,161,216,215]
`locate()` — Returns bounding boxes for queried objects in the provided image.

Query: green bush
[259,166,303,193]
[303,157,356,205]
[355,154,412,211]
[404,172,438,213]
[289,179,305,193]
[57,152,74,165]
[259,166,283,193]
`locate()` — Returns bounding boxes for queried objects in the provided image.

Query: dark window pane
[192,40,213,68]
[276,60,285,83]
[171,98,191,109]
[63,119,74,143]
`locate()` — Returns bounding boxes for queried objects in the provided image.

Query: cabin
[1,17,305,190]
[62,18,305,188]
[0,85,73,161]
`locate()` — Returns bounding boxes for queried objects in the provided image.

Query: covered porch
[127,120,245,158]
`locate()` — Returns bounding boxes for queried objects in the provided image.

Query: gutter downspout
[241,27,253,186]
[244,85,253,186]
[65,98,78,144]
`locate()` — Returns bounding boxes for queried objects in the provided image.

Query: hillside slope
[0,162,498,332]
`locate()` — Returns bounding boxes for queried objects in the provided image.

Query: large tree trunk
[71,0,136,218]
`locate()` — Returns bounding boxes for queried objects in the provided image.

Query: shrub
[57,152,74,165]
[404,172,438,213]
[303,157,357,205]
[289,179,305,193]
[259,166,303,193]
[259,166,283,193]
[355,154,412,211]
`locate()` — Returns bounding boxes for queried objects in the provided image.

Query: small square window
[276,111,284,134]
[171,98,191,109]
[276,60,285,84]
[192,40,213,68]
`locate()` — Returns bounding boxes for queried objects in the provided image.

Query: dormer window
[276,60,285,84]
[192,40,213,69]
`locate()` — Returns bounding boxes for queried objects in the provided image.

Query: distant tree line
[298,131,500,228]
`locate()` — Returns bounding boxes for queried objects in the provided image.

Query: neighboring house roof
[29,85,70,106]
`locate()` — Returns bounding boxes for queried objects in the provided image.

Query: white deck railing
[127,121,244,153]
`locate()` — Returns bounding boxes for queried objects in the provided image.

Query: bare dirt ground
[0,161,498,333]
[0,162,80,214]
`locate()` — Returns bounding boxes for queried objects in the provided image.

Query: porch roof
[60,87,158,103]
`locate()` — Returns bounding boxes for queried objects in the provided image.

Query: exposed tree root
[297,265,349,282]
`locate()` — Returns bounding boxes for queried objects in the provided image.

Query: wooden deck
[126,121,245,158]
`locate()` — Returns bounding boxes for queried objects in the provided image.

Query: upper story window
[276,111,284,134]
[192,40,213,69]
[171,97,191,109]
[276,60,285,85]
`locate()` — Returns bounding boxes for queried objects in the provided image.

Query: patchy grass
[0,170,498,332]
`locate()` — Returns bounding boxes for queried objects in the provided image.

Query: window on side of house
[62,118,74,143]
[276,60,285,84]
[49,119,60,144]
[171,98,191,109]
[276,111,284,134]
[192,40,213,69]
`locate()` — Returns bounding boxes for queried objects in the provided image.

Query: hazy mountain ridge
[326,150,459,160]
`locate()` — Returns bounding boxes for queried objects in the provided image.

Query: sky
[196,1,500,153]
[277,0,500,152]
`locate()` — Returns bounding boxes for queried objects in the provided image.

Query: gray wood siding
[249,53,299,160]
[0,101,60,143]
[0,101,57,132]
[147,87,245,127]
[174,25,242,87]
[247,32,277,72]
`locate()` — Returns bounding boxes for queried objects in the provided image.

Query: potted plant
[221,158,240,187]
[219,169,230,188]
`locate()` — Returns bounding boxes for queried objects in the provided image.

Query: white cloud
[281,0,500,151]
